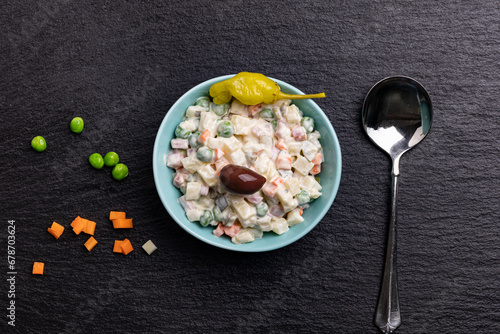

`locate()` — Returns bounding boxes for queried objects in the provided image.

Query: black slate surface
[2,1,500,333]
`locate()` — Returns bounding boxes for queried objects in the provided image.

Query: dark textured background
[1,1,500,333]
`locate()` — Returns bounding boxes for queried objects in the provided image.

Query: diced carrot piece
[214,149,225,161]
[223,222,241,238]
[32,262,44,275]
[120,239,134,255]
[71,216,86,235]
[310,164,321,176]
[262,183,278,197]
[109,211,126,220]
[299,207,304,216]
[275,139,287,151]
[112,218,133,229]
[84,236,98,251]
[215,157,230,175]
[276,155,292,169]
[271,176,285,187]
[47,222,65,239]
[113,240,124,253]
[83,220,96,235]
[249,104,262,116]
[311,152,323,165]
[197,129,210,144]
[213,223,225,237]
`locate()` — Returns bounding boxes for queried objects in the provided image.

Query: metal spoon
[362,76,433,334]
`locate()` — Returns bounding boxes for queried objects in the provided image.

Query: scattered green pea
[301,117,314,133]
[259,108,274,120]
[200,210,213,227]
[256,202,269,217]
[296,190,311,205]
[271,119,278,130]
[188,131,202,148]
[195,96,210,108]
[217,121,235,138]
[112,163,129,180]
[196,147,213,162]
[70,117,84,133]
[31,136,47,152]
[104,152,119,167]
[211,102,229,116]
[89,153,104,169]
[175,125,191,139]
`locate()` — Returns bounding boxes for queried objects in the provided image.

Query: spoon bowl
[362,76,433,333]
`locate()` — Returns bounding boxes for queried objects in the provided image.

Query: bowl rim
[153,74,342,252]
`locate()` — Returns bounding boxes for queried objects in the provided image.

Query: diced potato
[285,177,301,196]
[286,208,304,226]
[300,175,322,193]
[288,141,302,156]
[231,115,253,135]
[230,99,249,115]
[186,105,206,118]
[239,215,257,228]
[293,156,314,175]
[256,215,272,231]
[229,149,247,166]
[276,186,298,212]
[222,136,243,153]
[179,119,199,132]
[198,111,218,135]
[142,240,157,255]
[275,122,291,139]
[285,105,301,126]
[181,154,207,173]
[232,230,255,244]
[185,181,202,200]
[272,218,289,235]
[207,137,225,150]
[231,198,256,221]
[197,164,218,186]
[302,141,319,161]
[186,209,202,221]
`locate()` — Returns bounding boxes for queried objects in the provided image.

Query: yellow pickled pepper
[209,72,326,105]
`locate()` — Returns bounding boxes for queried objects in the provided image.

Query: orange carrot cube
[197,129,210,144]
[311,152,323,165]
[120,239,134,255]
[223,222,241,238]
[112,218,133,229]
[310,164,321,176]
[109,211,126,220]
[71,216,86,235]
[32,262,44,275]
[84,236,98,251]
[113,240,124,253]
[214,149,225,161]
[83,220,96,235]
[213,223,225,237]
[271,176,285,187]
[47,222,65,239]
[275,139,287,151]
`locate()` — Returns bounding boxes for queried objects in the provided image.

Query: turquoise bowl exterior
[153,75,341,252]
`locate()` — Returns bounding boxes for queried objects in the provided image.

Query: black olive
[219,164,266,195]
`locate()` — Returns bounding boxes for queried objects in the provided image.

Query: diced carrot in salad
[197,129,211,144]
[213,223,225,237]
[311,152,323,165]
[275,139,287,151]
[214,148,225,161]
[310,164,321,176]
[223,222,241,238]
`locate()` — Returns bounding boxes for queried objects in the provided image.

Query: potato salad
[166,97,323,244]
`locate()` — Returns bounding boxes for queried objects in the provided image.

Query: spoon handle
[374,171,402,334]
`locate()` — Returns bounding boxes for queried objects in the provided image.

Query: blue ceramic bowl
[153,75,341,252]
